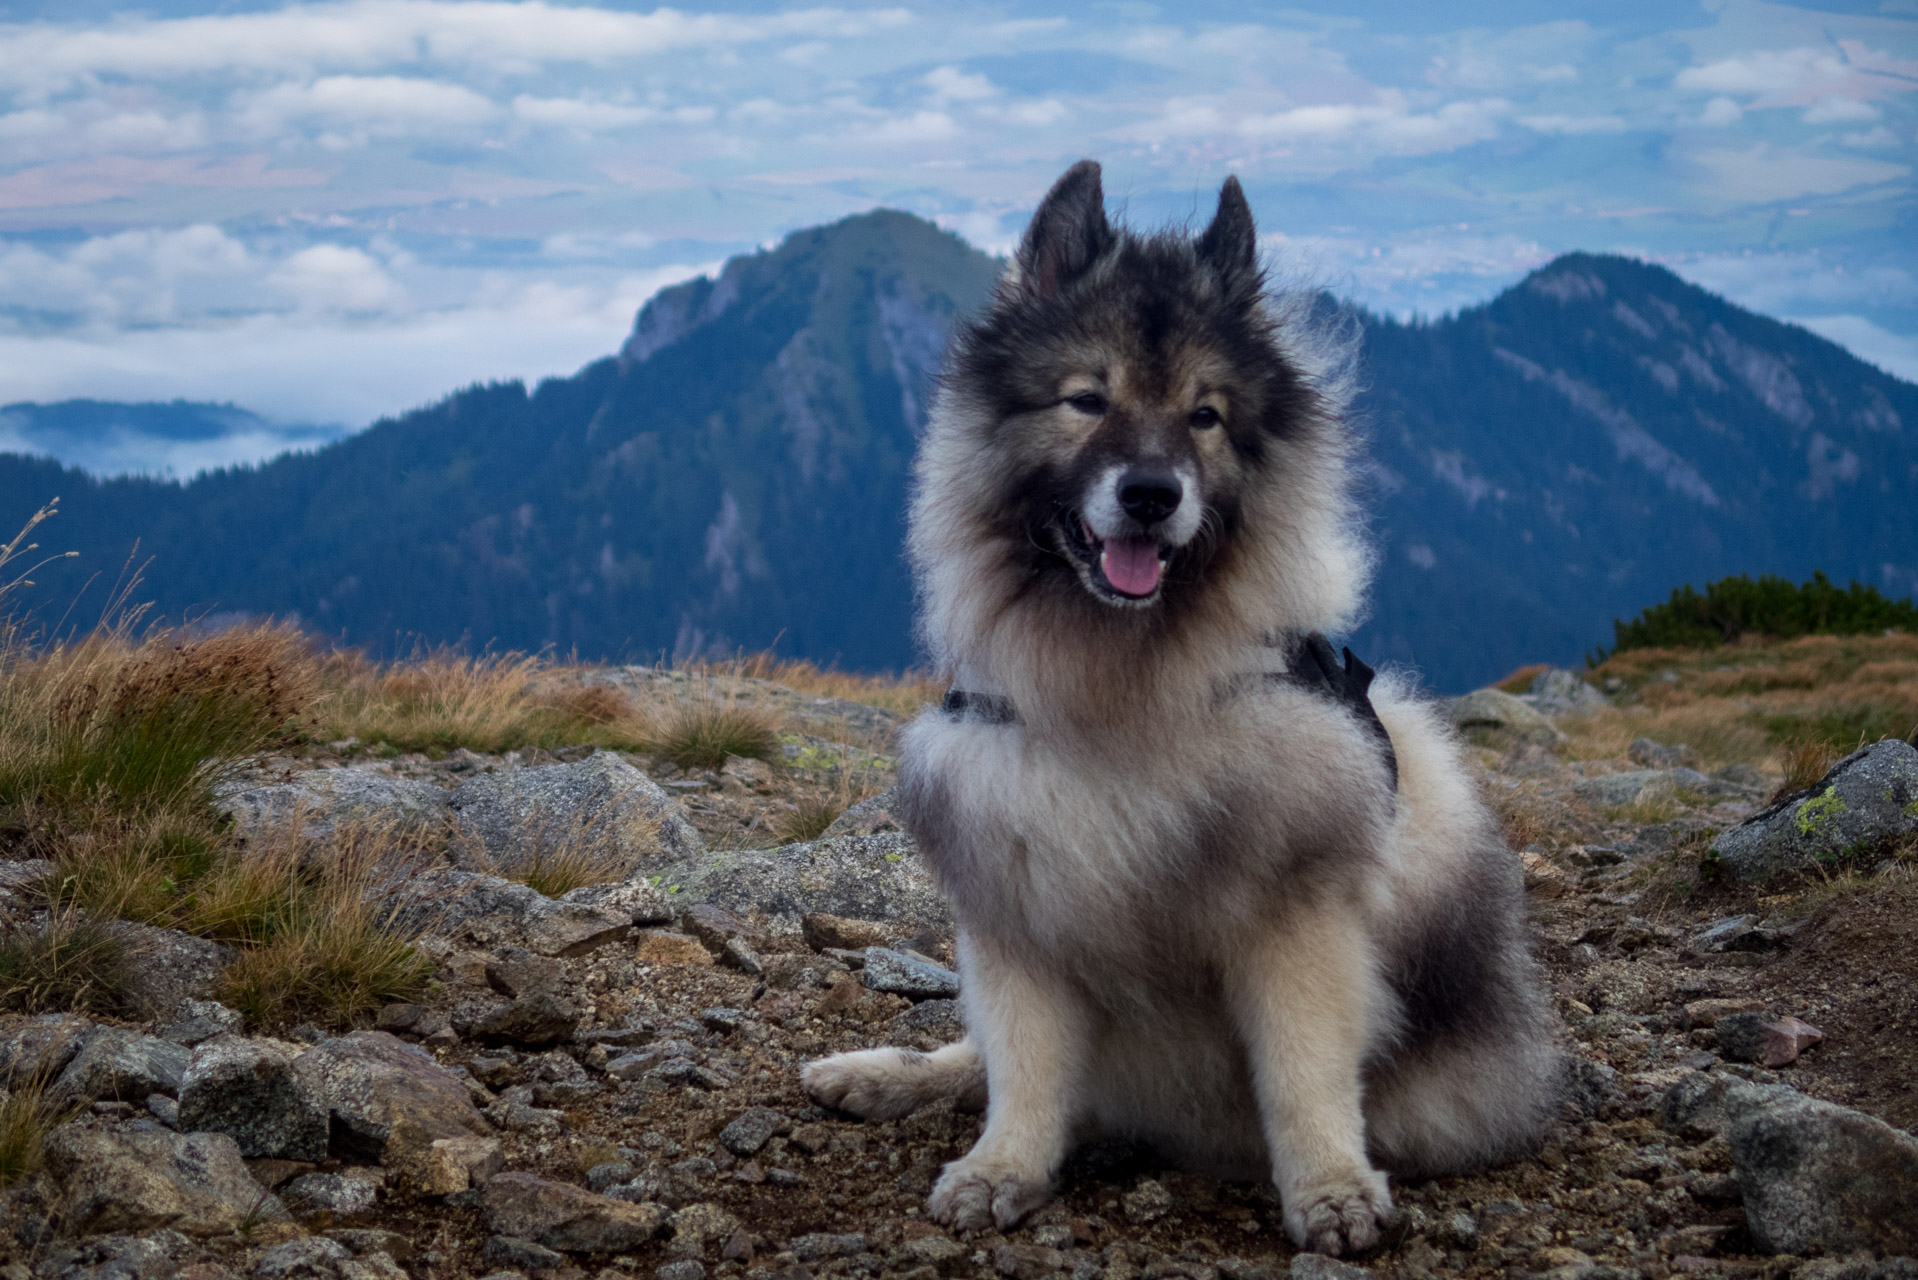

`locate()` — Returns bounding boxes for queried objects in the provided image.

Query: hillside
[2,216,1914,689]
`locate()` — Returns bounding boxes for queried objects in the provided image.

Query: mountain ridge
[3,213,1913,691]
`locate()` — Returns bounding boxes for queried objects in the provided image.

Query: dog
[802,160,1559,1255]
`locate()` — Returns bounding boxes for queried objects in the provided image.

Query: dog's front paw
[1284,1168,1393,1256]
[801,1049,919,1121]
[928,1157,1053,1232]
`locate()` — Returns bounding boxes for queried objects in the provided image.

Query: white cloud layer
[0,0,1910,439]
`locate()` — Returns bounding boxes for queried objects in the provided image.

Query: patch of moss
[1795,786,1846,837]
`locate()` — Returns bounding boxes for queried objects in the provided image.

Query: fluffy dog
[802,160,1558,1254]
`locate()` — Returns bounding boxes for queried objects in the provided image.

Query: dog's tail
[802,1040,986,1121]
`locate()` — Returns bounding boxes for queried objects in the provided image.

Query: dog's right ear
[1014,160,1111,300]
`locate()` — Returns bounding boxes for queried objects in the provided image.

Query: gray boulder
[670,832,951,930]
[178,1035,330,1160]
[296,1031,492,1163]
[450,750,703,877]
[1710,739,1918,883]
[387,869,638,958]
[0,1012,97,1086]
[42,1120,287,1236]
[480,1171,670,1252]
[1661,1071,1918,1255]
[216,767,452,840]
[1528,668,1610,715]
[282,1170,382,1219]
[49,1027,189,1107]
[158,999,245,1047]
[1732,1092,1918,1255]
[1449,689,1560,745]
[110,922,232,1018]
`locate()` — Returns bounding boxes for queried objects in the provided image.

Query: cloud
[1518,114,1627,135]
[0,2,915,93]
[237,75,501,144]
[269,244,402,315]
[0,261,715,427]
[0,154,328,210]
[1682,144,1908,203]
[1803,96,1881,125]
[924,66,995,103]
[1697,97,1743,127]
[1795,314,1918,383]
[1674,43,1914,108]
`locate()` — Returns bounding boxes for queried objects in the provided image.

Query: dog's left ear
[1197,175,1258,284]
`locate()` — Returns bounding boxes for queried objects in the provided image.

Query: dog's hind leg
[802,1040,986,1121]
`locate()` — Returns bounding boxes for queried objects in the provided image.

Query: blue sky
[0,0,1912,460]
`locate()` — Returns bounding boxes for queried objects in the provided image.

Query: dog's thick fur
[802,161,1559,1254]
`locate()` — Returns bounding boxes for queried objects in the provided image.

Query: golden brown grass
[209,813,433,1029]
[466,800,662,898]
[0,1062,77,1187]
[314,652,658,756]
[0,911,136,1016]
[1560,632,1918,773]
[1776,737,1843,797]
[770,769,884,845]
[730,650,944,717]
[646,702,780,771]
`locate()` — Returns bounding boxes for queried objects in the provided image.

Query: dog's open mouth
[1063,513,1167,600]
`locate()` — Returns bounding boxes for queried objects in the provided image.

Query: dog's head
[942,160,1324,613]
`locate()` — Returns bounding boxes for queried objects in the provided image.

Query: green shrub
[1602,572,1918,658]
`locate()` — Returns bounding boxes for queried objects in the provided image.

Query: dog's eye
[1190,406,1222,429]
[1065,392,1106,416]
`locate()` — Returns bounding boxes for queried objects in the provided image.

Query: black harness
[940,630,1399,792]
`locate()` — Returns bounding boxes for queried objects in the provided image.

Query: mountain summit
[2,216,1913,689]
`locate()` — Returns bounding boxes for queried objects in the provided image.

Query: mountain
[2,215,1913,690]
[1349,253,1918,682]
[0,399,347,478]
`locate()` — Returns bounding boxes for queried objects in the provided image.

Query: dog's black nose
[1119,470,1182,525]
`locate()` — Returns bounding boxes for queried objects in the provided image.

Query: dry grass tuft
[469,800,659,898]
[647,702,780,772]
[0,913,136,1016]
[729,651,944,717]
[0,1064,76,1187]
[1777,737,1843,798]
[768,769,883,845]
[211,814,433,1030]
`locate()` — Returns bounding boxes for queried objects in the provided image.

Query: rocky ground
[2,666,1916,1280]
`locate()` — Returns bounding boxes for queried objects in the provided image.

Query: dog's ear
[1016,160,1111,300]
[1198,175,1258,284]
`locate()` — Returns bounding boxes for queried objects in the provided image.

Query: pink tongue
[1100,538,1164,596]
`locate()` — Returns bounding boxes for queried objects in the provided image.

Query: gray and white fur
[803,160,1559,1255]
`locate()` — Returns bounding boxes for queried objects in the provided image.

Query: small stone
[375,1003,424,1034]
[996,1245,1066,1279]
[481,1170,670,1252]
[801,912,894,953]
[1715,1012,1770,1063]
[43,1121,288,1235]
[282,1170,381,1218]
[670,1202,741,1258]
[1289,1258,1375,1280]
[484,1235,566,1272]
[1121,1178,1172,1224]
[722,937,764,974]
[148,1093,181,1127]
[1682,997,1765,1029]
[159,1000,245,1047]
[790,1233,867,1262]
[471,993,581,1046]
[638,931,716,967]
[255,1237,353,1278]
[1759,1016,1825,1068]
[700,1008,746,1034]
[861,947,959,1000]
[719,1107,791,1156]
[658,1262,708,1280]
